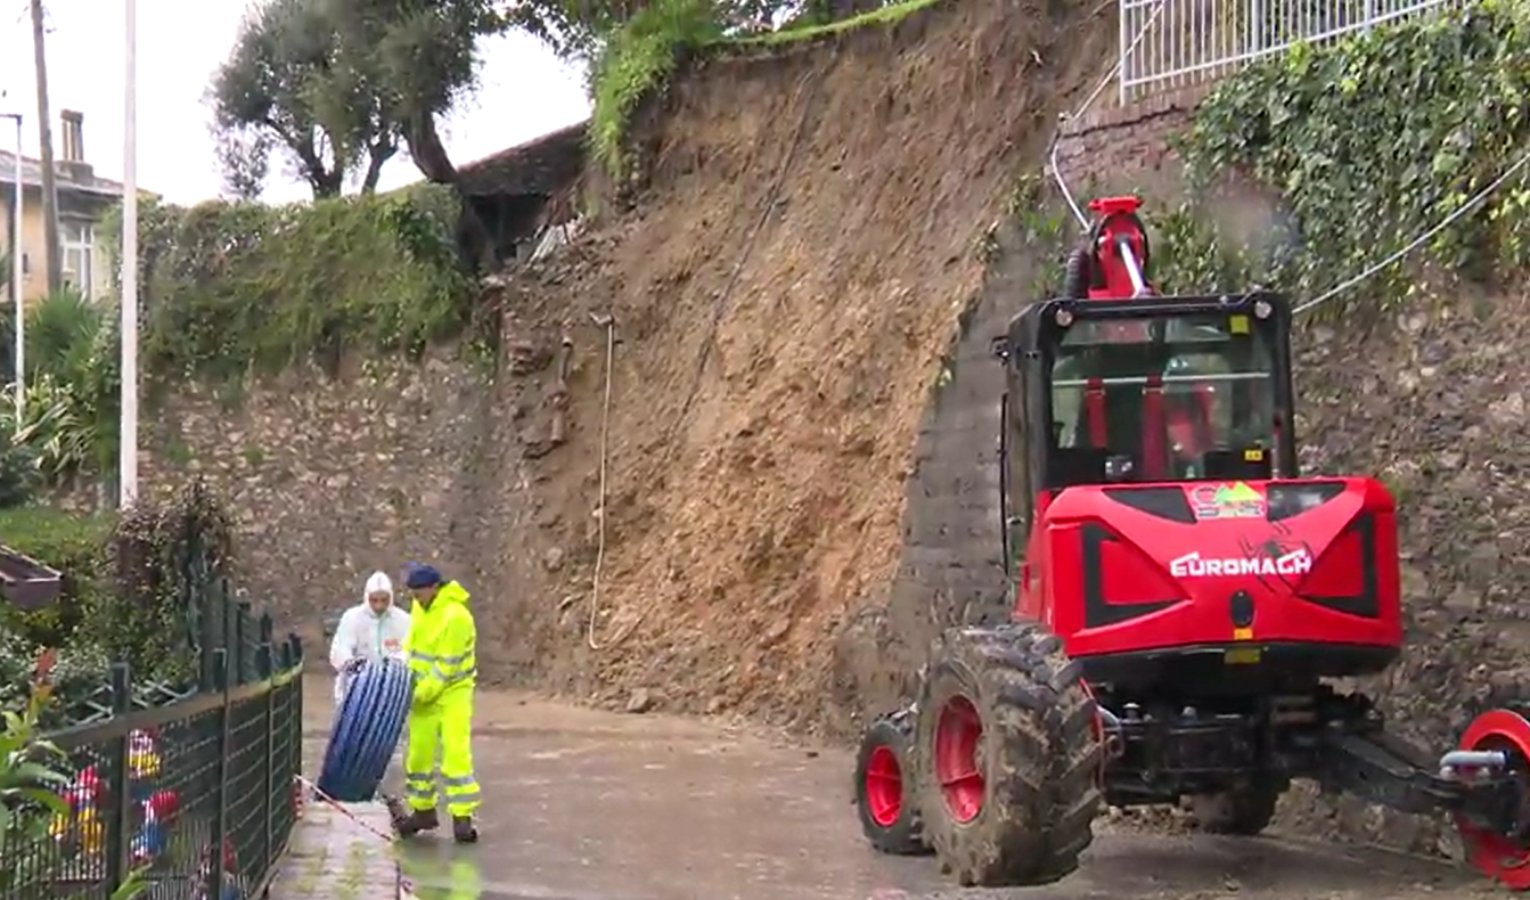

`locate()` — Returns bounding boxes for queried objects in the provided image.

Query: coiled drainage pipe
[317,658,412,802]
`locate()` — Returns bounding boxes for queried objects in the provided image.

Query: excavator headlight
[1055,308,1075,328]
[1253,299,1273,320]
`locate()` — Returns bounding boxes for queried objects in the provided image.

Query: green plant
[1179,0,1530,318]
[1,289,122,484]
[100,189,472,388]
[0,427,38,509]
[590,0,725,177]
[0,494,236,715]
[0,662,69,844]
[102,480,236,686]
[0,652,148,898]
[742,0,938,43]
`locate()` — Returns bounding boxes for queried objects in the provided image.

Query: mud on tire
[914,623,1104,887]
[854,707,931,855]
[1187,777,1283,836]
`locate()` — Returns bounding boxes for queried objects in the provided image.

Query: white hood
[330,571,411,701]
[362,570,394,616]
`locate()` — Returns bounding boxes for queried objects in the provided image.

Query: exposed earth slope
[493,0,1116,730]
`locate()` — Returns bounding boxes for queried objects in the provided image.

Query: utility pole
[1,112,21,431]
[29,0,61,296]
[120,0,138,508]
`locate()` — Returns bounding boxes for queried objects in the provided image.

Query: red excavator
[853,195,1530,890]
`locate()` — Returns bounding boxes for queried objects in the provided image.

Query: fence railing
[0,616,305,900]
[1118,0,1463,102]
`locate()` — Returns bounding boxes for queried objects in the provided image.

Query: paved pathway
[270,676,1486,900]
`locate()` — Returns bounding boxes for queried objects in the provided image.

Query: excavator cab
[992,197,1300,572]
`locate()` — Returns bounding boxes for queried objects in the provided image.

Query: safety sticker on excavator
[1189,481,1266,520]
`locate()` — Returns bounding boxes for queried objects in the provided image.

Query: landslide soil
[491,0,1114,735]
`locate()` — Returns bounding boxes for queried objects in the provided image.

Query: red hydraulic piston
[1086,196,1153,300]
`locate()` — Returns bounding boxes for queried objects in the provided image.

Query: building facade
[0,110,126,304]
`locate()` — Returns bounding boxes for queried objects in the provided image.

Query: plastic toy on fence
[191,836,246,900]
[50,729,183,873]
[316,657,412,802]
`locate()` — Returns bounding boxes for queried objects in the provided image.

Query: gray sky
[0,1,592,205]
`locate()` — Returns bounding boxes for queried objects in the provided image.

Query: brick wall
[1053,86,1208,193]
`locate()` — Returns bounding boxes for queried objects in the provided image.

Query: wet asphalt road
[303,678,1486,900]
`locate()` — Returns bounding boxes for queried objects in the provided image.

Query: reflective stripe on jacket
[404,580,476,706]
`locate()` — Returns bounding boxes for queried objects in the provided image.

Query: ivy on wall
[1178,0,1530,316]
[101,184,473,386]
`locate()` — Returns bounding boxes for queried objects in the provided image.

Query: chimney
[60,110,83,163]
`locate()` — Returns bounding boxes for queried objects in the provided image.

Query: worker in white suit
[328,570,411,702]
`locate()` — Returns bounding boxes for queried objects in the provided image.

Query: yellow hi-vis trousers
[403,688,481,816]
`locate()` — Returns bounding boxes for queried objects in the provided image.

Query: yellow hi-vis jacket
[403,580,477,707]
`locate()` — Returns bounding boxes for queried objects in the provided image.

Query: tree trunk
[404,113,496,272]
[404,114,456,184]
[30,0,61,296]
[360,138,395,195]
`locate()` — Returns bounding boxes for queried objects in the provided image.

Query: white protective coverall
[328,571,412,702]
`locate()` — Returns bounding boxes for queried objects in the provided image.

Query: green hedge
[103,184,474,385]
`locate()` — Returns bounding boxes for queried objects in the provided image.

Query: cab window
[1049,313,1276,483]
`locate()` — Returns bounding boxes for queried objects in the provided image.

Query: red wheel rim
[935,695,984,823]
[1456,709,1530,890]
[864,744,903,828]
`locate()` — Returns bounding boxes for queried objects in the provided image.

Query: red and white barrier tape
[292,774,399,845]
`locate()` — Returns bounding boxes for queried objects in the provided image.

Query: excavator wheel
[914,622,1104,887]
[1455,686,1530,891]
[853,706,931,855]
[1187,776,1285,836]
[1060,246,1091,300]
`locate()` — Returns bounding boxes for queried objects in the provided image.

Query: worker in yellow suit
[396,563,481,843]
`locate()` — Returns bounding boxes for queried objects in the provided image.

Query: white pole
[119,0,138,508]
[10,114,20,433]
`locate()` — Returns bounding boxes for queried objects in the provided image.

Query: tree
[214,128,273,201]
[332,0,501,186]
[211,0,400,198]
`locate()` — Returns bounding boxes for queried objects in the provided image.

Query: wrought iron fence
[0,617,305,900]
[1118,0,1465,102]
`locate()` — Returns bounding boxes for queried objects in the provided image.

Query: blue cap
[405,565,442,589]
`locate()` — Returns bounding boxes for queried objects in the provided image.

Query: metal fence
[1119,0,1464,102]
[0,613,305,900]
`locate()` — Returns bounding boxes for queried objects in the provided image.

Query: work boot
[395,807,439,838]
[452,815,479,844]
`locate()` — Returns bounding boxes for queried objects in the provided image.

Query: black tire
[914,623,1104,887]
[1188,778,1282,835]
[1060,246,1090,299]
[853,707,931,855]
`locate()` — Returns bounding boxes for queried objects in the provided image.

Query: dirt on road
[298,680,1485,900]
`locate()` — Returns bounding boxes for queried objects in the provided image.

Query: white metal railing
[1119,0,1464,103]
